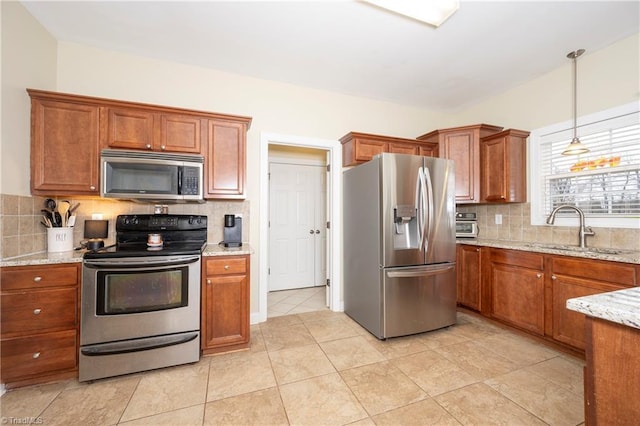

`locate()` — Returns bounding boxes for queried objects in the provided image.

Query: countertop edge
[566,287,640,330]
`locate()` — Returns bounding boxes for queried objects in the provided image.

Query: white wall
[0,1,57,195]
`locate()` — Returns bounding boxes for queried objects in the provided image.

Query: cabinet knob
[476,248,480,252]
[33,276,42,282]
[90,185,96,190]
[552,275,557,280]
[536,273,542,278]
[224,265,230,270]
[146,144,152,149]
[206,279,211,285]
[161,145,166,150]
[33,308,42,315]
[32,352,40,359]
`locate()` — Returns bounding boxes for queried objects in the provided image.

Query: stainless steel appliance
[455,212,479,238]
[80,214,207,381]
[343,153,456,339]
[101,149,204,202]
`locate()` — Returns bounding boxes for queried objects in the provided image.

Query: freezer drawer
[383,263,456,338]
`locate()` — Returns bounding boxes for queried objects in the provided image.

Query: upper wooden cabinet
[29,91,100,195]
[340,132,438,167]
[417,124,503,203]
[480,129,529,203]
[27,89,252,198]
[101,108,204,154]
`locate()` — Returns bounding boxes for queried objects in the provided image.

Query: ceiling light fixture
[562,49,590,156]
[363,0,459,27]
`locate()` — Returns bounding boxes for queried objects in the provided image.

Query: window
[530,102,640,228]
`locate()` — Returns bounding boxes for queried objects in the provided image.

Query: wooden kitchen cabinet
[0,263,80,388]
[488,248,546,335]
[29,90,100,195]
[102,107,204,154]
[201,255,250,354]
[204,119,250,199]
[417,124,503,203]
[480,129,529,203]
[550,255,636,350]
[456,244,482,311]
[340,132,438,167]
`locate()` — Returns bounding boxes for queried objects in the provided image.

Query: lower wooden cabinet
[201,255,250,354]
[0,263,80,388]
[456,244,482,311]
[488,249,545,335]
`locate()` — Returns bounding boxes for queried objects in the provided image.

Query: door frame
[257,132,342,323]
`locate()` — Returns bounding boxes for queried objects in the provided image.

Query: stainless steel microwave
[101,149,204,202]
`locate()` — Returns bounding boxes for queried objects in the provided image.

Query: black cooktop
[83,214,207,259]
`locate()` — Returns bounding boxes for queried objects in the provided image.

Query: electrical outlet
[495,214,502,225]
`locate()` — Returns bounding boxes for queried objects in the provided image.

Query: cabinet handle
[224,265,230,270]
[146,144,152,149]
[536,273,542,278]
[90,185,96,190]
[552,275,557,280]
[33,308,42,315]
[33,276,42,282]
[32,352,40,359]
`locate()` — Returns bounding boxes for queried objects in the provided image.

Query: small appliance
[223,214,242,247]
[455,212,479,238]
[83,219,109,250]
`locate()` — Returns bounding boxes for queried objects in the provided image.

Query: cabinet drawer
[490,248,544,270]
[204,256,247,275]
[0,330,77,382]
[1,265,78,291]
[1,287,77,336]
[551,257,636,286]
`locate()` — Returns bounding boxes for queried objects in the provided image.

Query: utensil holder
[47,227,73,252]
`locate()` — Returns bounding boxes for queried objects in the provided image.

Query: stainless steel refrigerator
[343,153,457,339]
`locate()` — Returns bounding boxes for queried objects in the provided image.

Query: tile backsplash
[457,203,640,252]
[0,194,250,259]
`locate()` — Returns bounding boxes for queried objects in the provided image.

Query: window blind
[539,111,640,217]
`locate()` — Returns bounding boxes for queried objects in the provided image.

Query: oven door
[81,255,201,346]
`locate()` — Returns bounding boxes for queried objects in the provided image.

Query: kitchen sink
[521,243,624,256]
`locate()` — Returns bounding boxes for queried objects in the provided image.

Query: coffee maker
[223,214,242,247]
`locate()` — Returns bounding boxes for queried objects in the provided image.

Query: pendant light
[562,49,590,155]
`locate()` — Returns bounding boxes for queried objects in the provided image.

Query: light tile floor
[267,286,328,318]
[1,311,586,425]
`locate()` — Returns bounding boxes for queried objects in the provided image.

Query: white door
[269,163,326,291]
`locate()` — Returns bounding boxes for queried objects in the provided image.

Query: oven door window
[96,267,188,315]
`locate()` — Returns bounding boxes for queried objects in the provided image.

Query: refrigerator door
[380,154,428,268]
[382,263,456,338]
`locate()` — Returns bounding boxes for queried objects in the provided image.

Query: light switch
[495,214,502,225]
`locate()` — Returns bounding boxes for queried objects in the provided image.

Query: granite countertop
[457,238,640,265]
[0,243,253,268]
[567,287,640,329]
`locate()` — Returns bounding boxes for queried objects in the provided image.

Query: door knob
[315,230,320,234]
[309,230,314,234]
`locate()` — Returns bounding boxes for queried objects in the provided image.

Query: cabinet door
[103,107,155,150]
[353,138,387,163]
[481,135,508,202]
[456,245,481,311]
[441,130,479,202]
[159,114,203,153]
[388,142,418,155]
[491,263,545,335]
[205,120,246,199]
[418,143,438,157]
[201,274,249,349]
[31,99,99,195]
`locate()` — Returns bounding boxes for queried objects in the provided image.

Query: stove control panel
[117,214,207,231]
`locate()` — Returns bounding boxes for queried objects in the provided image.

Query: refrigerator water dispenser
[393,205,419,249]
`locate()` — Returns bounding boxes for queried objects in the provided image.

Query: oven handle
[80,332,198,356]
[83,255,200,269]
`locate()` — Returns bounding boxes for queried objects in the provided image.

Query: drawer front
[1,330,77,382]
[205,256,247,276]
[551,256,636,286]
[1,287,78,336]
[1,265,78,291]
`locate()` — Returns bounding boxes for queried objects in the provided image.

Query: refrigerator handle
[386,264,455,278]
[415,167,426,249]
[424,166,434,247]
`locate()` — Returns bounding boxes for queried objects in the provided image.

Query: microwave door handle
[177,166,183,195]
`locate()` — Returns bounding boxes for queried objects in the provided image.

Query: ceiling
[20,1,640,112]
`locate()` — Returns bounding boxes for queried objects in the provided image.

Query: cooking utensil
[67,215,76,227]
[45,198,56,211]
[69,202,81,214]
[54,212,63,227]
[41,209,54,226]
[58,201,70,227]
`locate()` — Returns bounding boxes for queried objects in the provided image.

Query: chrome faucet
[546,205,595,248]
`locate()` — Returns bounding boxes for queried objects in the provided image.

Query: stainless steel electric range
[79,214,207,382]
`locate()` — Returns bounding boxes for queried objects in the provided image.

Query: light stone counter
[457,238,640,265]
[1,243,253,268]
[567,287,640,329]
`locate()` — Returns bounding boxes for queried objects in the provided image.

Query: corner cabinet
[0,263,80,389]
[340,132,438,167]
[417,124,503,203]
[480,129,529,203]
[27,89,252,199]
[29,90,100,195]
[201,255,250,355]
